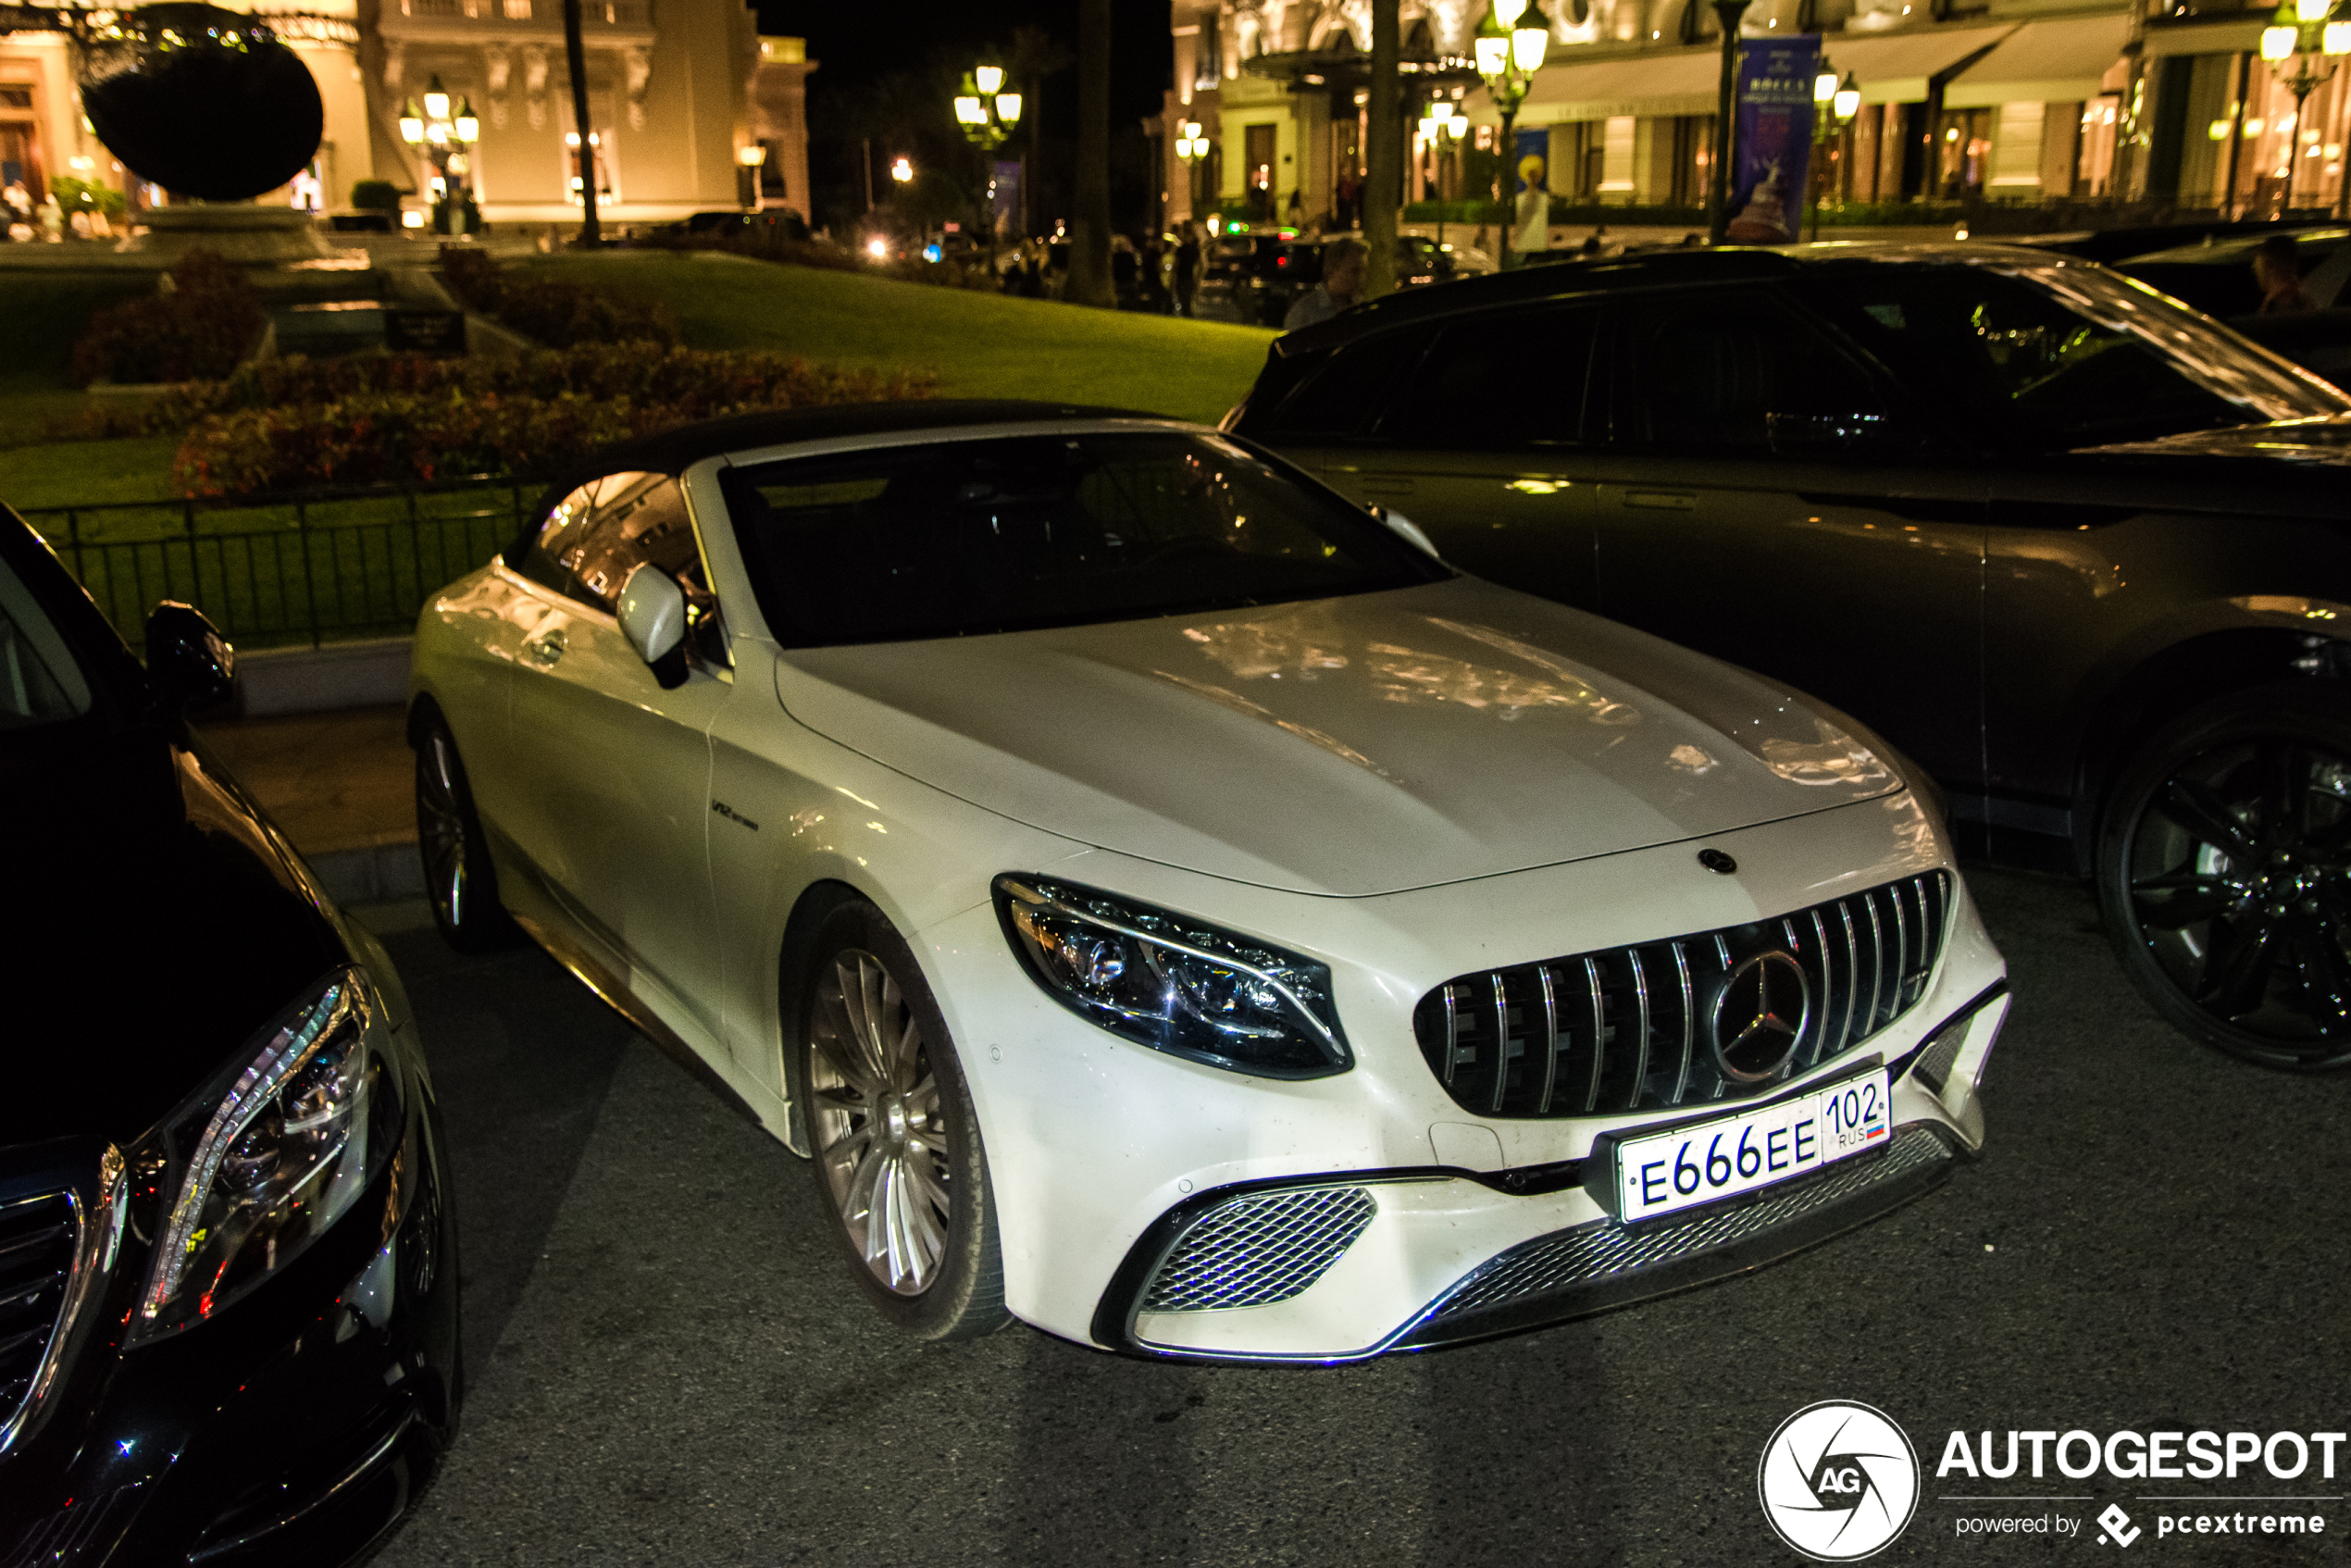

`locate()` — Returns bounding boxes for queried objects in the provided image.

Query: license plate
[1602,1066,1891,1224]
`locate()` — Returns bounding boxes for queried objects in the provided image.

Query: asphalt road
[361,868,2351,1568]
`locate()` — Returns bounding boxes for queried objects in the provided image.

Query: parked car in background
[2109,227,2351,387]
[0,507,458,1562]
[407,401,2004,1363]
[1197,233,1475,326]
[1235,243,2351,1068]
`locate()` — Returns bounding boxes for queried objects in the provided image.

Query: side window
[515,474,729,664]
[1611,292,1886,454]
[1379,306,1598,449]
[1258,327,1429,441]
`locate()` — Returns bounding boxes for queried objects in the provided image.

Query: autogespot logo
[1760,1401,1922,1562]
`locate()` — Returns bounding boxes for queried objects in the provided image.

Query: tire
[412,715,520,954]
[2095,683,2351,1070]
[793,900,1007,1339]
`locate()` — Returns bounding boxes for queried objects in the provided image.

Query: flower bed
[70,250,267,387]
[44,342,934,495]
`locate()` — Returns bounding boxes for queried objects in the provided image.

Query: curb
[237,637,413,716]
[312,838,425,905]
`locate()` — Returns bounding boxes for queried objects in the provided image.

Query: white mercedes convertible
[408,402,2009,1362]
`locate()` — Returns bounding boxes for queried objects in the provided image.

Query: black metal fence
[19,476,539,650]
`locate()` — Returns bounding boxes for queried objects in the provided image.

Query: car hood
[0,719,346,1149]
[2083,413,2351,467]
[769,577,1905,897]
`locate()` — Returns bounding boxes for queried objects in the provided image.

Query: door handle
[524,628,566,666]
[1623,490,1697,511]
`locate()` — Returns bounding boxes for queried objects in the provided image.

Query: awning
[1520,46,1723,123]
[1943,14,2129,107]
[2142,16,2269,57]
[1817,24,2016,105]
[1521,23,2015,121]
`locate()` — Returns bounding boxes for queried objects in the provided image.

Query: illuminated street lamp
[737,143,767,210]
[1175,118,1211,220]
[1474,0,1550,268]
[398,75,480,235]
[952,59,1025,263]
[1419,99,1471,249]
[2259,0,2350,212]
[1808,65,1860,239]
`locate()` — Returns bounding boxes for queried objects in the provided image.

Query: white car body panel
[409,416,2008,1362]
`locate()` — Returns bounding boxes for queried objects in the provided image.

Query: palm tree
[562,0,598,245]
[1065,0,1114,307]
[1009,22,1072,240]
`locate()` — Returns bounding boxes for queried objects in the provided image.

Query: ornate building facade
[0,0,812,224]
[1165,0,2346,230]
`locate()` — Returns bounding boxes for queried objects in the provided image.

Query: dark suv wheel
[2096,684,2351,1069]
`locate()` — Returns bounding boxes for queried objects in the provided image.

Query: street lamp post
[1474,0,1551,269]
[398,75,481,235]
[1707,0,1751,246]
[954,62,1025,271]
[737,143,766,211]
[1808,67,1860,240]
[2259,0,2350,213]
[1417,102,1471,251]
[1175,119,1211,224]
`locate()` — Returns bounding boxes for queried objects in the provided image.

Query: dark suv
[1232,243,2351,1068]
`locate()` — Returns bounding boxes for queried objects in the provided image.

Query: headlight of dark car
[994,875,1350,1078]
[131,966,399,1343]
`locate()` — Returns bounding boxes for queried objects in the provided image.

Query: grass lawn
[517,252,1276,425]
[0,252,1279,515]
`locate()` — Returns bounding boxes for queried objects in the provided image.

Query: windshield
[1810,259,2350,449]
[0,547,94,732]
[719,430,1448,648]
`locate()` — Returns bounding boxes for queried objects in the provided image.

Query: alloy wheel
[417,730,469,928]
[2121,736,2351,1065]
[807,951,953,1295]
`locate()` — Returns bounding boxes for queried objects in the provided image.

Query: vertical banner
[1511,125,1551,255]
[1726,35,1820,244]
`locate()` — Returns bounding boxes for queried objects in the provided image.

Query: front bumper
[920,792,2008,1362]
[0,1040,461,1566]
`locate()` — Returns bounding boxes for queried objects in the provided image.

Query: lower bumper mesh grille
[1414,871,1953,1118]
[1427,1126,1952,1324]
[1140,1187,1377,1313]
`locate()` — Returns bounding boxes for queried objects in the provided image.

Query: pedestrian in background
[1174,221,1201,317]
[2256,235,2311,314]
[1282,236,1365,330]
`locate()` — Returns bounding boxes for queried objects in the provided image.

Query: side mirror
[617,562,690,690]
[144,602,237,715]
[1368,504,1442,561]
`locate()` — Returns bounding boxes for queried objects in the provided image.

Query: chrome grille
[1140,1187,1377,1313]
[1412,871,1951,1118]
[1429,1126,1951,1321]
[0,1192,76,1436]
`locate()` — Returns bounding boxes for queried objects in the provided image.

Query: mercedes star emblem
[1712,952,1810,1082]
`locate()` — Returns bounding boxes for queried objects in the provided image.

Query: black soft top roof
[515,398,1163,546]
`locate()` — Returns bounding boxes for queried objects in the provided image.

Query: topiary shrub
[351,179,404,213]
[68,248,267,386]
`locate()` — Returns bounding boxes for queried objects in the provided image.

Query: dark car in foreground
[0,508,458,1562]
[1233,243,2351,1068]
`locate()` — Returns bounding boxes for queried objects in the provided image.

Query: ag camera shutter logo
[1759,1400,1922,1561]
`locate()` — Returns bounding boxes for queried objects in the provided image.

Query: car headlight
[993,875,1350,1078]
[132,967,397,1343]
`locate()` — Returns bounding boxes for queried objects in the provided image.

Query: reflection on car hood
[771,578,1904,896]
[2081,413,2351,466]
[0,721,345,1148]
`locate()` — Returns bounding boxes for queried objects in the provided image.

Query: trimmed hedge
[69,250,266,387]
[440,246,679,347]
